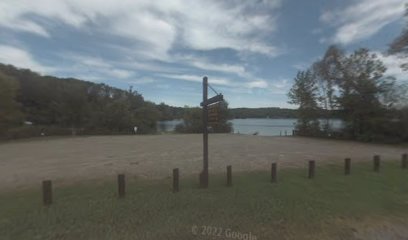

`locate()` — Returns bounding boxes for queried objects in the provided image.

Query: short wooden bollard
[271,163,277,183]
[344,158,351,175]
[117,174,125,198]
[373,155,380,172]
[42,180,52,206]
[308,160,315,179]
[173,168,179,192]
[402,154,407,169]
[226,165,232,187]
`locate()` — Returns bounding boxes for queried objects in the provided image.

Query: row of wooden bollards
[41,154,407,206]
[304,154,407,180]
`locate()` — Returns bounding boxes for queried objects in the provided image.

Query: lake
[157,118,343,136]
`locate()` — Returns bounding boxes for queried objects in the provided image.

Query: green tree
[296,46,405,142]
[337,49,394,140]
[60,82,89,134]
[175,102,232,134]
[0,72,23,132]
[133,102,161,134]
[175,107,203,133]
[0,64,161,137]
[210,101,233,133]
[287,70,321,135]
[312,45,344,132]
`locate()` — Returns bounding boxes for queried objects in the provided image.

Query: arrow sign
[200,94,224,106]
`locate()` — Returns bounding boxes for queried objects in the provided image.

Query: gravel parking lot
[0,134,406,191]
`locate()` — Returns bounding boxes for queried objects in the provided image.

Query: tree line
[0,64,186,139]
[229,107,298,119]
[0,63,234,139]
[288,8,408,143]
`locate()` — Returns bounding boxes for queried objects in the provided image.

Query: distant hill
[229,107,297,119]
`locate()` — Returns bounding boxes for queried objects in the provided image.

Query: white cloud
[64,54,111,68]
[246,80,268,88]
[159,74,231,86]
[159,73,277,93]
[56,53,134,80]
[268,78,290,94]
[0,0,281,59]
[179,1,279,55]
[0,45,51,73]
[110,69,133,79]
[320,0,404,44]
[10,20,50,37]
[0,0,87,36]
[375,52,408,83]
[175,55,248,77]
[127,77,156,85]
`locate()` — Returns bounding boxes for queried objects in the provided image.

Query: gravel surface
[0,134,406,191]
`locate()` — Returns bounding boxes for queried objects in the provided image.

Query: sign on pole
[208,103,220,125]
[200,76,224,188]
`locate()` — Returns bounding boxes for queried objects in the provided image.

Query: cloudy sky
[0,0,406,108]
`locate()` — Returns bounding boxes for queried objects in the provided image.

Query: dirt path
[0,134,406,191]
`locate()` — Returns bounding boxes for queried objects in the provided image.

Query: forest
[0,63,189,139]
[287,9,408,143]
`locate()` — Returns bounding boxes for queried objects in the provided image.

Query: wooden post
[373,155,380,172]
[344,158,351,175]
[292,130,295,136]
[173,168,179,192]
[42,180,52,206]
[285,130,287,136]
[308,160,315,179]
[201,76,209,188]
[226,165,232,187]
[402,153,407,169]
[118,174,125,198]
[271,163,277,183]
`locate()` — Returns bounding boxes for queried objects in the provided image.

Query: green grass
[1,161,408,240]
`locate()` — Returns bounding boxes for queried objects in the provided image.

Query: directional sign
[208,116,219,121]
[207,102,220,125]
[200,94,224,106]
[208,107,219,115]
[208,102,220,108]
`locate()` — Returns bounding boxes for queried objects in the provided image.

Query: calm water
[157,118,342,136]
[230,118,297,136]
[157,119,183,132]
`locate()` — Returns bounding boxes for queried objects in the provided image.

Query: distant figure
[133,126,138,134]
[253,131,259,136]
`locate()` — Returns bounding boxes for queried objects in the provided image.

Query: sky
[0,0,407,108]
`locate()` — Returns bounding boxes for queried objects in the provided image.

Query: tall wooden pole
[201,76,209,188]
